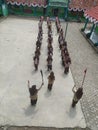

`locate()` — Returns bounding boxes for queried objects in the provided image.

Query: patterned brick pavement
[62,22,98,130]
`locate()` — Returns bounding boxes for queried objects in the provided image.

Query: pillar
[86,23,95,38]
[81,18,89,32]
[64,0,70,20]
[34,7,36,16]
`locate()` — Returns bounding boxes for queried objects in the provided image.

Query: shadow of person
[44,89,52,98]
[62,71,68,78]
[68,105,77,118]
[24,105,38,117]
[45,69,49,75]
[32,69,37,74]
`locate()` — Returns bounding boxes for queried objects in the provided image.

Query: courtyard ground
[0,16,86,128]
[0,16,98,130]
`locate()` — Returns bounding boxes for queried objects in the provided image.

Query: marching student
[47,71,55,91]
[28,80,44,105]
[72,85,83,107]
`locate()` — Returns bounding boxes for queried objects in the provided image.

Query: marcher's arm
[72,85,76,93]
[38,82,44,91]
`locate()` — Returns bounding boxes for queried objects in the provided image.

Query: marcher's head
[50,71,54,76]
[78,87,83,92]
[32,85,36,90]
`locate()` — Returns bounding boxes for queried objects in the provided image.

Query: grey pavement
[0,17,98,130]
[63,22,98,130]
[0,126,91,130]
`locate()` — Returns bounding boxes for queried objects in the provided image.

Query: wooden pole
[64,21,68,40]
[64,0,70,40]
[81,68,87,88]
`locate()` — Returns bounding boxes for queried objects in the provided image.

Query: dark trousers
[31,99,37,106]
[48,84,52,91]
[34,64,38,70]
[48,65,52,71]
[64,67,69,74]
[72,99,78,108]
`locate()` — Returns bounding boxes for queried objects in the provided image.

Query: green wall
[0,0,2,15]
[47,6,66,18]
[8,4,45,17]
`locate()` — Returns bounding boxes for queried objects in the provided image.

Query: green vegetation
[95,26,98,34]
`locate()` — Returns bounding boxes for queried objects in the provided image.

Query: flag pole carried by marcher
[81,68,87,88]
[40,69,44,84]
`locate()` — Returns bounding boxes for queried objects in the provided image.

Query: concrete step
[0,126,91,130]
